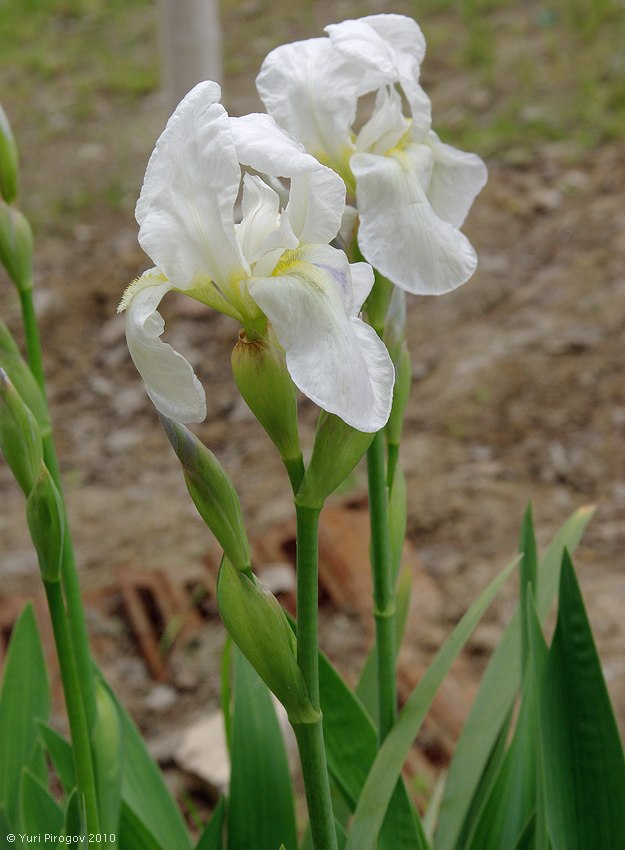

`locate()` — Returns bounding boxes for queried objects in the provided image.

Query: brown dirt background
[1,0,624,758]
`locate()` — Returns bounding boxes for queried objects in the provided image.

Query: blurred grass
[0,0,623,230]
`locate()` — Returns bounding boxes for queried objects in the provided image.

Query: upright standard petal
[248,245,393,432]
[230,113,346,245]
[119,271,207,423]
[136,81,246,292]
[352,148,478,295]
[256,39,359,175]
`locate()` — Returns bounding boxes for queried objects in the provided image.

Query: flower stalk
[294,503,338,850]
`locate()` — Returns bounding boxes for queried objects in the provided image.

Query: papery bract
[256,14,488,296]
[119,82,393,433]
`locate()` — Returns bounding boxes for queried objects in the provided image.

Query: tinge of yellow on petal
[117,270,168,313]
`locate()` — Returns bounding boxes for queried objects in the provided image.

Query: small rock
[144,684,178,712]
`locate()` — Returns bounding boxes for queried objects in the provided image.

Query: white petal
[326,15,425,81]
[348,262,375,314]
[235,174,298,264]
[352,148,478,295]
[356,86,410,155]
[230,113,346,244]
[136,81,245,291]
[248,245,393,432]
[326,15,431,131]
[425,131,488,227]
[256,39,359,173]
[120,270,206,423]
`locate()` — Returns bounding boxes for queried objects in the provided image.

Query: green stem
[295,504,338,850]
[44,580,101,846]
[366,431,397,742]
[387,441,400,491]
[18,286,96,727]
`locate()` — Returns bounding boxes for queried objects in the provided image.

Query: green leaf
[344,555,517,850]
[62,788,85,845]
[519,503,538,673]
[195,797,225,850]
[435,505,594,850]
[319,650,428,850]
[541,551,625,850]
[0,602,50,828]
[119,801,167,850]
[38,722,75,793]
[463,590,548,850]
[19,768,63,837]
[227,649,297,850]
[109,689,191,850]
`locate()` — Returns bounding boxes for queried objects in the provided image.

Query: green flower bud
[365,271,393,334]
[0,319,50,434]
[26,463,65,582]
[388,466,407,582]
[296,412,374,510]
[231,329,300,462]
[91,680,122,834]
[383,287,407,365]
[0,105,19,204]
[0,367,42,494]
[159,415,251,570]
[386,342,411,448]
[217,557,318,725]
[0,201,33,291]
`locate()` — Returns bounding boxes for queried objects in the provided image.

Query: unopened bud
[0,319,50,434]
[0,202,33,291]
[386,342,411,448]
[160,415,250,570]
[231,330,300,462]
[383,288,407,365]
[26,463,64,582]
[365,271,393,334]
[91,680,122,833]
[0,367,42,494]
[217,557,318,724]
[0,105,18,204]
[296,412,374,510]
[388,467,407,582]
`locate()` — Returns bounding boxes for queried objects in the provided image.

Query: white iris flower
[256,14,488,296]
[119,82,394,432]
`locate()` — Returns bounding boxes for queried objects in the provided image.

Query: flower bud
[365,271,393,334]
[217,557,318,724]
[0,105,18,204]
[296,412,374,510]
[388,466,407,582]
[91,680,122,833]
[386,342,411,448]
[26,463,65,582]
[0,319,50,434]
[159,415,251,570]
[383,287,407,365]
[231,329,300,462]
[0,201,33,291]
[0,367,42,495]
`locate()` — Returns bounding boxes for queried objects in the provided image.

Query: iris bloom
[119,82,393,432]
[256,14,488,296]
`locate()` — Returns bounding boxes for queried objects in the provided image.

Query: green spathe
[26,463,65,582]
[217,557,318,725]
[386,343,411,448]
[231,330,300,462]
[0,319,50,434]
[0,367,42,495]
[0,104,18,204]
[159,415,250,570]
[0,201,32,291]
[296,412,374,509]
